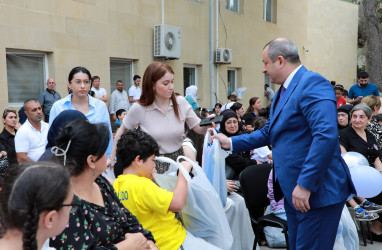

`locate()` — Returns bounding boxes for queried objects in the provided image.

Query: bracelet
[108,157,115,161]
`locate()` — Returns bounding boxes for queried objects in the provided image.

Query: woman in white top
[109,62,210,174]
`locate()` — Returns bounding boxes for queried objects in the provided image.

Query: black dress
[0,128,17,165]
[50,175,154,249]
[339,126,381,166]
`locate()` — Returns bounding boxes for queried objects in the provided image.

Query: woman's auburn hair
[139,62,180,121]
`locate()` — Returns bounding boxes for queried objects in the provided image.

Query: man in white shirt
[128,75,142,106]
[15,99,49,162]
[90,76,108,103]
[110,80,130,121]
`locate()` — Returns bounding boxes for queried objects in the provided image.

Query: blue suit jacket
[232,66,355,209]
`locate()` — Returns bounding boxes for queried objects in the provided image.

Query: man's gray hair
[264,38,301,64]
[351,103,372,119]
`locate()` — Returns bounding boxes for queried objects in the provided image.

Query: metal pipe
[209,0,215,108]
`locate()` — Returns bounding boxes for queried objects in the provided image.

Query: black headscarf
[220,109,240,137]
[337,104,353,130]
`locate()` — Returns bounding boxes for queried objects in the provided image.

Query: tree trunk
[362,0,382,90]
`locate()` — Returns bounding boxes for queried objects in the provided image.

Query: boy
[115,109,126,125]
[113,130,220,250]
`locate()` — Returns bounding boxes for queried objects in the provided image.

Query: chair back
[240,164,272,220]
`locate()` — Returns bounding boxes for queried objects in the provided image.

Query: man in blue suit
[213,38,355,249]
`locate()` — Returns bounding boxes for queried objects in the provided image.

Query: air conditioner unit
[154,24,181,59]
[215,48,232,64]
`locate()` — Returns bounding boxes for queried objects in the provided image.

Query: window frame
[6,50,49,106]
[227,68,237,95]
[109,58,134,94]
[226,0,239,13]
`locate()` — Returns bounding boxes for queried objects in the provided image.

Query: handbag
[154,156,233,250]
[202,130,229,207]
[0,157,9,176]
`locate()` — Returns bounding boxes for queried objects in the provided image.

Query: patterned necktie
[275,85,286,108]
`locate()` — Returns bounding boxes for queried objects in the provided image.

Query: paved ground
[259,232,382,250]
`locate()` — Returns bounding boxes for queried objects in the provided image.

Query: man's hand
[292,184,311,212]
[211,132,231,150]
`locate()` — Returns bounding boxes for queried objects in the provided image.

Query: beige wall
[0,0,358,116]
[306,0,359,90]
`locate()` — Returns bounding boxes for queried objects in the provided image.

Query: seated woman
[113,130,220,250]
[230,102,246,131]
[220,110,256,180]
[0,162,73,250]
[0,109,18,167]
[184,85,199,111]
[362,95,382,147]
[337,104,352,131]
[50,119,157,249]
[339,104,382,238]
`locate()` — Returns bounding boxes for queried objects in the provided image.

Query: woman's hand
[0,151,7,159]
[226,180,238,193]
[117,233,149,250]
[146,240,159,250]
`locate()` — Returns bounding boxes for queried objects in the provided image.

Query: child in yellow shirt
[113,130,221,250]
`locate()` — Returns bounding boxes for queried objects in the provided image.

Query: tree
[359,0,382,90]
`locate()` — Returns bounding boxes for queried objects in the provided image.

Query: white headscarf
[185,85,198,101]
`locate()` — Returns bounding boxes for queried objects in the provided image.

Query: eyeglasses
[55,200,81,213]
[71,79,91,85]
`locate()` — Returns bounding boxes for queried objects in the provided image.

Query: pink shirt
[123,96,200,154]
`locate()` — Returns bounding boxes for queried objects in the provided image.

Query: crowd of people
[1,38,382,250]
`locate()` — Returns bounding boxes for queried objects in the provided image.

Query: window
[183,65,198,95]
[6,50,48,106]
[226,0,239,13]
[109,59,133,93]
[227,69,237,95]
[263,0,277,23]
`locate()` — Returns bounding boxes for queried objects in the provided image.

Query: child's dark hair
[54,119,109,176]
[374,113,382,123]
[252,117,268,131]
[0,162,70,250]
[117,130,159,170]
[111,123,121,133]
[116,109,126,119]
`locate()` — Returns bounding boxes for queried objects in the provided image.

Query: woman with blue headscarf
[39,110,87,161]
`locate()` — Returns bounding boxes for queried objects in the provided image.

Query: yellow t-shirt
[113,174,186,250]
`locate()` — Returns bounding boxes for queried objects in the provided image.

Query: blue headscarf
[47,110,87,148]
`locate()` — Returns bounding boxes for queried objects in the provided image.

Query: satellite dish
[164,31,176,51]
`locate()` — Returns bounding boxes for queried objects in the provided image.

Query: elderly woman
[362,95,382,147]
[109,62,210,174]
[0,109,18,166]
[185,85,199,110]
[220,110,255,182]
[50,119,157,249]
[337,104,352,131]
[0,162,73,250]
[339,104,382,239]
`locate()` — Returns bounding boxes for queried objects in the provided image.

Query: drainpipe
[209,0,215,108]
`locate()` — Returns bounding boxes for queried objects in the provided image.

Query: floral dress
[50,176,154,249]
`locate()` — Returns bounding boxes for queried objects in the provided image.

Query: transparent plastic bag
[154,156,233,250]
[202,130,229,207]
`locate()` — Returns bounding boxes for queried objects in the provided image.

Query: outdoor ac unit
[154,24,181,59]
[215,48,232,64]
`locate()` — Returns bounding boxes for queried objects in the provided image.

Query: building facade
[0,0,358,113]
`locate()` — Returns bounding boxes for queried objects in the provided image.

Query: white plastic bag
[154,156,233,250]
[340,206,358,250]
[202,130,229,207]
